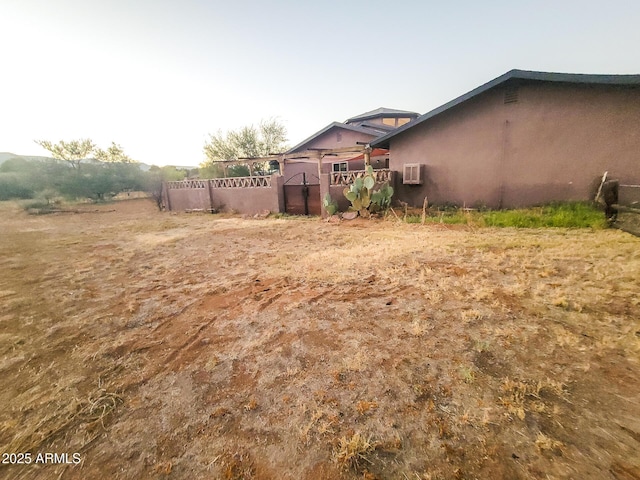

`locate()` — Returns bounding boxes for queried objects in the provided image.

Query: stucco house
[371,70,640,208]
[283,107,418,185]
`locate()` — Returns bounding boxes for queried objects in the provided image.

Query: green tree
[0,172,34,200]
[0,157,56,200]
[94,142,135,163]
[201,118,288,177]
[199,162,250,179]
[29,140,144,201]
[34,139,96,169]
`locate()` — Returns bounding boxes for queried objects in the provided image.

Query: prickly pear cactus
[371,184,394,212]
[323,193,338,216]
[343,165,393,217]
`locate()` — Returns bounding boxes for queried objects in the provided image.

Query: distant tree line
[0,118,289,205]
[0,139,191,205]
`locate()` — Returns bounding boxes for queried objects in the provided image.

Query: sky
[1,0,639,167]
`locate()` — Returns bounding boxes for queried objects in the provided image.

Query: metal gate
[283,172,321,215]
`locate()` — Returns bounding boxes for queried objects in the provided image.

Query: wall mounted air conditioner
[403,163,422,185]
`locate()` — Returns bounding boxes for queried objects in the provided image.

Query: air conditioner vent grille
[403,163,422,184]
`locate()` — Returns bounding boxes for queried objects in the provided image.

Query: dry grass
[355,401,378,416]
[221,450,255,480]
[0,199,639,480]
[335,433,376,472]
[535,432,564,453]
[4,386,122,455]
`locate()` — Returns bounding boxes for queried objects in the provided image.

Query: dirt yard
[1,199,639,480]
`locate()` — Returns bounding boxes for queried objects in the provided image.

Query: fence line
[166,180,207,189]
[209,176,272,188]
[330,169,392,186]
[165,176,272,190]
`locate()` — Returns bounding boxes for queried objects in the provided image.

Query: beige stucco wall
[390,83,640,208]
[282,162,321,184]
[210,176,284,214]
[165,186,212,211]
[503,83,640,206]
[165,176,284,214]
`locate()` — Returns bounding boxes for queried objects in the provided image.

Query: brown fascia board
[371,69,640,149]
[286,122,381,153]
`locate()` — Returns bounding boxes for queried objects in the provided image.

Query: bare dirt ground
[1,199,639,480]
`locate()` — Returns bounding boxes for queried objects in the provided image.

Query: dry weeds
[0,199,638,479]
[335,433,376,472]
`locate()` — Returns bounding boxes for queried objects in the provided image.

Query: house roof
[371,69,640,148]
[287,122,390,153]
[288,107,420,154]
[346,107,419,123]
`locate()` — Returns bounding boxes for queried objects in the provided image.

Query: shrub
[0,173,34,200]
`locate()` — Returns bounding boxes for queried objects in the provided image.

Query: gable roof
[287,121,391,153]
[371,69,640,148]
[346,107,419,123]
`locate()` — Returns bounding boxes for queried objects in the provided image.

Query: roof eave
[371,69,640,148]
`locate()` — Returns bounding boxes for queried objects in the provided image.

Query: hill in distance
[0,152,59,163]
[0,152,16,163]
[0,152,154,171]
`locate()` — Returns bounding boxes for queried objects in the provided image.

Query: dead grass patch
[5,386,122,454]
[220,449,255,480]
[535,432,564,454]
[355,401,379,415]
[0,199,638,479]
[335,432,377,472]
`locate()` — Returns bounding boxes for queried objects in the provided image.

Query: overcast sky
[2,0,639,166]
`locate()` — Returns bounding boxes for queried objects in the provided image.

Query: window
[332,162,347,172]
[382,117,412,127]
[403,163,422,184]
[336,132,342,142]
